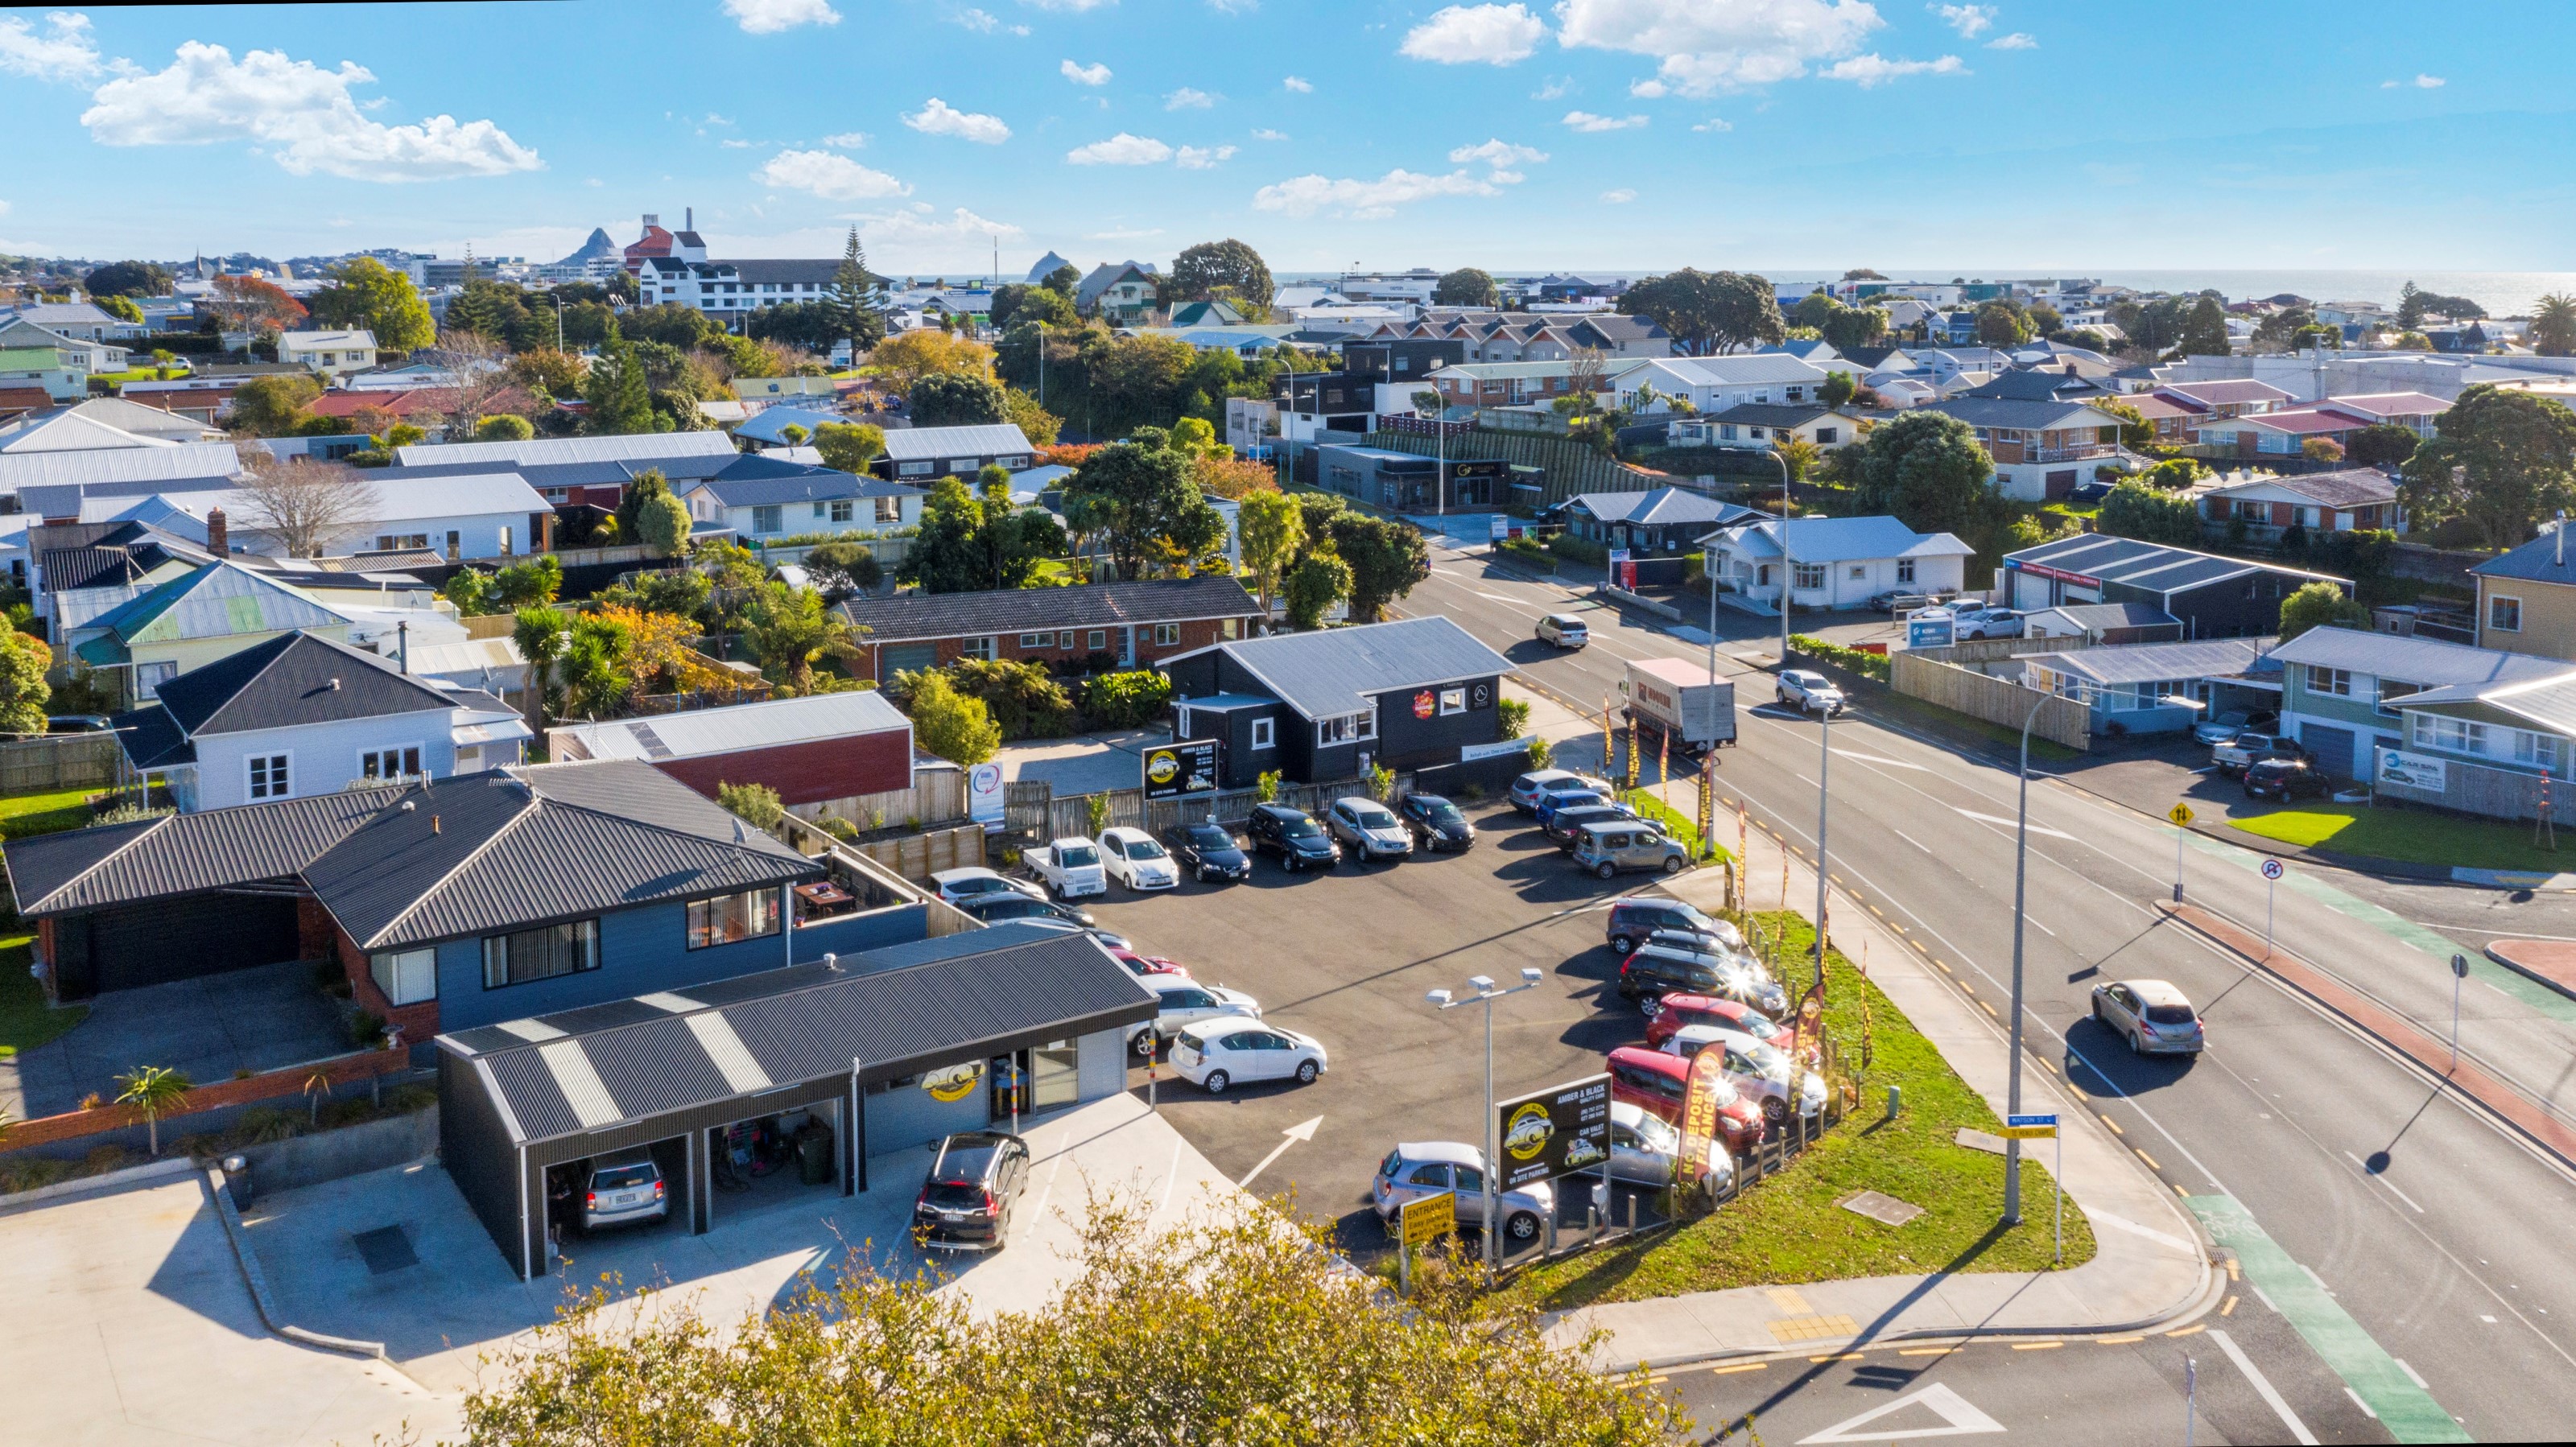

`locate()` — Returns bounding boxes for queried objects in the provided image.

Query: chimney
[205,506,227,554]
[642,213,658,229]
[685,206,694,231]
[432,814,442,835]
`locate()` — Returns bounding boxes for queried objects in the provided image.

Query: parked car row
[1511,769,1692,878]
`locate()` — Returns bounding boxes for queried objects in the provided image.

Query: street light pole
[1428,966,1546,1269]
[1814,703,1831,991]
[1774,451,1794,668]
[2004,683,2071,1226]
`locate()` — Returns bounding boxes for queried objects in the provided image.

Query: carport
[436,924,1157,1277]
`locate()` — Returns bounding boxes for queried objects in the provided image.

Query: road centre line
[2345,1151,2426,1214]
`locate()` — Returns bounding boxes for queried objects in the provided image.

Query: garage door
[2302,724,2356,780]
[879,642,938,682]
[51,891,303,1000]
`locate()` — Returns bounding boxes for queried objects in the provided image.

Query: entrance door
[1031,1040,1080,1111]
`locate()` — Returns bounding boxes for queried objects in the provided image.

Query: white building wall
[185,707,460,811]
[267,509,537,562]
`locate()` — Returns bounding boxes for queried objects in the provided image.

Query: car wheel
[2091,997,2105,1024]
[1762,1096,1789,1125]
[1133,1030,1159,1058]
[1505,1211,1541,1243]
[2126,1025,2145,1056]
[1611,933,1637,954]
[1662,855,1685,875]
[1283,853,1298,873]
[1777,691,1790,706]
[1203,1070,1230,1095]
[1638,995,1664,1019]
[1294,1058,1319,1085]
[1596,861,1617,880]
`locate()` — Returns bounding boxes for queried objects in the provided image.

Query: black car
[1606,897,1728,955]
[2244,758,2331,801]
[914,1131,1031,1252]
[1247,802,1341,872]
[958,893,1096,929]
[1160,822,1253,882]
[1397,793,1477,851]
[1546,802,1641,847]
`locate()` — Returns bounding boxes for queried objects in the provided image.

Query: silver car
[1538,613,1591,648]
[1571,820,1688,878]
[2092,979,2205,1055]
[579,1149,668,1231]
[1370,1140,1557,1245]
[1776,670,1845,716]
[1326,797,1414,863]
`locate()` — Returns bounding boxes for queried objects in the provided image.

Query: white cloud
[1986,31,2035,49]
[1021,0,1115,10]
[1067,132,1173,165]
[1555,0,1884,96]
[1207,0,1260,11]
[1283,75,1313,93]
[1533,76,1573,99]
[720,138,753,148]
[1933,3,1994,39]
[1563,109,1647,131]
[1630,78,1668,97]
[821,130,870,147]
[1399,4,1545,66]
[1600,188,1637,203]
[1822,52,1965,86]
[81,41,543,181]
[1449,138,1548,170]
[0,11,102,80]
[903,97,1012,143]
[1088,226,1165,239]
[758,147,910,199]
[1252,126,1289,140]
[1691,116,1733,131]
[723,0,840,35]
[1253,167,1509,220]
[1061,58,1113,85]
[855,202,1022,245]
[1175,143,1237,168]
[1166,86,1216,109]
[952,7,1029,33]
[2382,72,2444,89]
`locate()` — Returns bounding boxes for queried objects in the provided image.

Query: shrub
[84,1144,134,1175]
[1547,533,1608,567]
[232,1107,302,1144]
[943,658,1077,740]
[1085,794,1112,836]
[1790,634,1890,681]
[1496,534,1554,570]
[350,1010,387,1049]
[1255,769,1282,803]
[1367,765,1396,802]
[1083,670,1174,729]
[719,780,786,830]
[1525,736,1553,769]
[1496,697,1530,740]
[817,815,860,843]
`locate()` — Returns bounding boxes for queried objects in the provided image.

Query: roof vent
[328,678,342,691]
[823,952,841,973]
[432,814,442,835]
[400,800,416,812]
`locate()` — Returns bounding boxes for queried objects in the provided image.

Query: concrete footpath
[1546,813,2215,1371]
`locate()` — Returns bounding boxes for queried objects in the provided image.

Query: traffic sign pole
[2168,802,2195,903]
[2452,953,2470,1071]
[2260,858,2285,958]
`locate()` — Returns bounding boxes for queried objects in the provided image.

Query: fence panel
[0,733,125,795]
[2375,752,2576,826]
[854,822,988,880]
[1889,651,2091,751]
[799,771,970,831]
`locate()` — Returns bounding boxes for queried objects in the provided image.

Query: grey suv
[1571,821,1688,878]
[1324,797,1414,863]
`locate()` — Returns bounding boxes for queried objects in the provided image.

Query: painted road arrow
[1799,1382,2004,1444]
[1237,1115,1323,1188]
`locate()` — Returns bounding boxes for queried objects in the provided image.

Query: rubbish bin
[797,1128,834,1185]
[222,1154,251,1211]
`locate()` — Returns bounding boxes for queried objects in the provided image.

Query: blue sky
[2,1,2570,278]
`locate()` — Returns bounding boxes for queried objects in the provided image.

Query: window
[899,461,933,476]
[500,525,512,555]
[752,505,783,534]
[960,636,997,662]
[1317,709,1376,745]
[247,753,290,800]
[369,947,436,1007]
[1154,623,1180,646]
[135,660,177,699]
[947,459,976,473]
[1088,629,1108,650]
[1794,563,1826,591]
[1848,565,1868,580]
[2491,595,2524,633]
[687,888,782,950]
[1439,688,1466,715]
[360,745,422,780]
[875,496,902,523]
[1058,631,1076,649]
[2305,666,2351,698]
[1019,633,1051,649]
[374,533,430,551]
[2514,731,2566,773]
[1250,717,1274,750]
[1222,617,1241,639]
[1817,427,1838,445]
[1785,385,1806,403]
[828,499,853,523]
[481,919,600,988]
[1896,558,1916,584]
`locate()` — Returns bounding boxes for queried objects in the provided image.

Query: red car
[1606,1046,1764,1153]
[1109,947,1188,979]
[1644,994,1801,1059]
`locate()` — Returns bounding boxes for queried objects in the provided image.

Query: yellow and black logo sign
[1504,1100,1554,1160]
[1147,750,1179,784]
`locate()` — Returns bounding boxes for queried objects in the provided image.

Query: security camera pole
[1427,966,1547,1268]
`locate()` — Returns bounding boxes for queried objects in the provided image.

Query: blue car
[1534,786,1612,828]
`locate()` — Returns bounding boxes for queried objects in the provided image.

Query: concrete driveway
[0,958,351,1125]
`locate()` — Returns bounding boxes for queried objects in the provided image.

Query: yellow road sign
[1399,1191,1455,1247]
[1995,1123,2058,1140]
[2167,802,2196,827]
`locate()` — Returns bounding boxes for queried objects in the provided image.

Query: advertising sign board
[1142,740,1220,800]
[1493,1073,1611,1191]
[2377,748,2448,793]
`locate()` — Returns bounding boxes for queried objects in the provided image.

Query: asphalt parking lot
[1079,797,1686,1254]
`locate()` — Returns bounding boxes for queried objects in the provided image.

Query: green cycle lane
[2187,1193,2471,1442]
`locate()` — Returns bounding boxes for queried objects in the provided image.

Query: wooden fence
[1889,650,2091,751]
[2375,752,2576,827]
[0,1042,409,1154]
[853,822,989,880]
[798,769,970,834]
[0,733,126,794]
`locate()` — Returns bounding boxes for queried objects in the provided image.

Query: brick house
[838,575,1264,682]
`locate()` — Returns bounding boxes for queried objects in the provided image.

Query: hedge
[1789,633,1889,681]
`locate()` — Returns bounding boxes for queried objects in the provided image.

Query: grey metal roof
[2400,673,2576,735]
[684,468,876,509]
[2205,468,2397,509]
[1927,397,2120,430]
[2026,602,2179,630]
[438,925,1158,1144]
[2270,625,2576,688]
[2004,534,2347,596]
[841,575,1258,644]
[1161,616,1512,720]
[1567,487,1761,528]
[2025,637,2275,687]
[1703,402,1835,429]
[1706,516,1975,563]
[392,431,738,470]
[4,785,401,916]
[153,630,455,738]
[877,423,1034,463]
[2470,529,2576,586]
[0,441,242,493]
[551,691,909,763]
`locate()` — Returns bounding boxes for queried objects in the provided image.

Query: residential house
[0,387,53,423]
[126,471,555,561]
[2155,378,2296,422]
[2374,670,2576,823]
[735,376,842,403]
[66,559,357,706]
[0,300,145,346]
[1958,369,2116,404]
[1671,402,1875,454]
[2186,406,2384,458]
[1377,311,1672,361]
[2272,625,2574,780]
[548,691,914,818]
[2021,637,2277,736]
[1561,487,1765,556]
[1613,355,1835,414]
[0,346,85,405]
[2002,534,2350,639]
[27,517,216,637]
[1926,397,2128,501]
[2112,391,2198,443]
[1076,262,1159,324]
[278,329,380,382]
[1313,443,1511,512]
[1120,324,1299,359]
[1698,515,1974,611]
[2471,526,2576,662]
[873,423,1035,482]
[109,629,531,812]
[0,315,127,378]
[1426,358,1649,413]
[1224,396,1278,456]
[676,460,920,539]
[2021,602,2185,645]
[386,430,745,512]
[1341,337,1469,383]
[0,439,245,517]
[840,575,1262,681]
[1158,615,1515,789]
[2313,391,2450,437]
[114,377,249,427]
[731,406,842,450]
[0,397,225,447]
[1166,299,1249,328]
[2199,469,2403,538]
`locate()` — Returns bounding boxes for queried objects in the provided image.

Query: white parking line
[2211,1328,2321,1445]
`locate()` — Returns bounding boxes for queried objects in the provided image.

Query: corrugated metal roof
[1569,487,1761,528]
[2026,637,2274,686]
[2469,529,2576,586]
[2401,674,2576,735]
[441,926,1158,1144]
[1928,397,2120,430]
[1638,355,1832,387]
[2271,625,2576,688]
[0,441,242,493]
[3,786,400,915]
[877,423,1034,463]
[85,561,351,646]
[1707,516,1976,564]
[2004,534,2347,595]
[392,431,737,469]
[1162,615,1511,720]
[551,691,908,764]
[840,575,1258,644]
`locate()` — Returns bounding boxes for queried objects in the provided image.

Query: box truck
[1620,658,1737,755]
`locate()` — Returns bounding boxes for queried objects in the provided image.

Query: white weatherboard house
[102,472,553,561]
[277,329,379,382]
[1697,515,1974,612]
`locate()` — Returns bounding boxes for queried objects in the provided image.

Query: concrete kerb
[0,1153,196,1216]
[200,1164,389,1362]
[2485,941,2576,1004]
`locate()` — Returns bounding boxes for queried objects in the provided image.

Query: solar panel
[626,722,675,761]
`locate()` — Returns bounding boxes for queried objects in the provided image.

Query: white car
[1097,827,1180,892]
[1537,613,1590,649]
[1776,669,1845,717]
[930,866,1046,906]
[1128,977,1261,1057]
[1324,797,1414,864]
[1661,1024,1827,1125]
[1170,1019,1327,1094]
[2091,979,2205,1056]
[1957,608,2025,640]
[1022,837,1109,900]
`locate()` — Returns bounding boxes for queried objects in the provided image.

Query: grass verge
[0,933,85,1062]
[2230,802,2576,874]
[1618,786,1730,863]
[1505,910,2091,1310]
[0,785,97,840]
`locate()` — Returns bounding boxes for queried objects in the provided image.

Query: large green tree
[741,583,864,694]
[826,227,887,359]
[1167,238,1276,311]
[1973,299,2034,347]
[2530,293,2576,358]
[910,371,1009,427]
[1325,511,1430,622]
[306,257,433,350]
[582,336,661,435]
[902,475,1069,593]
[1433,266,1500,308]
[989,282,1075,330]
[1618,268,1784,356]
[0,629,52,735]
[226,373,323,436]
[1851,409,2005,536]
[2346,423,2420,469]
[2277,580,2371,641]
[814,421,887,476]
[1235,488,1305,619]
[2096,481,2204,547]
[82,260,174,299]
[2401,385,2576,548]
[1061,435,1224,578]
[2177,295,2231,357]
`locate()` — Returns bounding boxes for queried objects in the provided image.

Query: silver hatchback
[1571,820,1688,879]
[580,1149,668,1231]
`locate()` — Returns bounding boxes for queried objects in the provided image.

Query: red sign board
[1413,690,1436,719]
[2010,560,2102,588]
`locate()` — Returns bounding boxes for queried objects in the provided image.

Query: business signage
[923,1062,985,1102]
[1490,514,1513,540]
[1460,737,1533,762]
[968,761,1005,832]
[1678,1045,1732,1183]
[2007,559,2103,588]
[1142,739,1220,800]
[1414,690,1438,719]
[1906,615,1955,649]
[1494,1073,1611,1190]
[1399,1191,1455,1247]
[2377,748,2448,793]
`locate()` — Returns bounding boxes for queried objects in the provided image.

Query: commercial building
[2000,534,2349,638]
[2272,625,2574,781]
[839,575,1261,682]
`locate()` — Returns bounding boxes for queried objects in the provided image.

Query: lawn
[1618,786,1731,862]
[0,786,96,840]
[2231,802,2576,874]
[0,933,84,1062]
[1507,911,2091,1310]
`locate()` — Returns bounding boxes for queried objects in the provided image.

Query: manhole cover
[351,1225,419,1276]
[1839,1190,1923,1227]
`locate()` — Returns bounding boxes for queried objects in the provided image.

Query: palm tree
[2532,293,2576,358]
[116,1066,193,1156]
[742,584,864,694]
[512,605,571,724]
[1773,436,1823,484]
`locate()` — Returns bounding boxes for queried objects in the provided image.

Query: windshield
[951,876,1006,895]
[1634,1114,1679,1152]
[1059,844,1099,868]
[1185,825,1233,849]
[1739,1041,1792,1080]
[1352,806,1398,829]
[1736,1009,1779,1036]
[1282,817,1324,838]
[1425,804,1466,827]
[1125,839,1168,860]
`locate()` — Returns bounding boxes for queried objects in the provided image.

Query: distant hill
[1026,250,1073,284]
[556,228,618,268]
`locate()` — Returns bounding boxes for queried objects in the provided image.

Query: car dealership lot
[1080,798,1689,1253]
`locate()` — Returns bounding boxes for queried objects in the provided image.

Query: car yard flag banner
[1678,1045,1732,1184]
